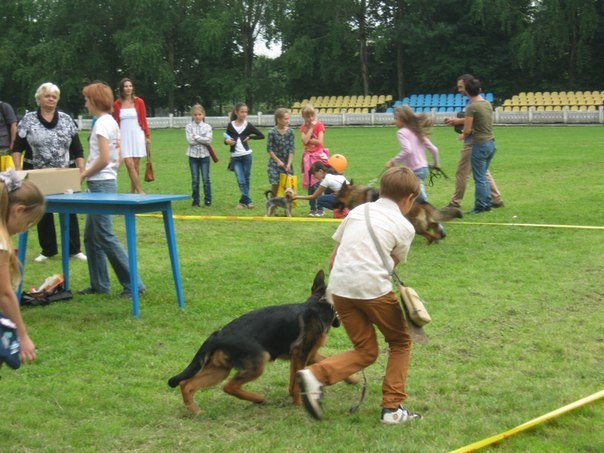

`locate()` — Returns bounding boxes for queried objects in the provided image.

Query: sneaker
[204,201,211,207]
[492,201,505,208]
[445,203,461,209]
[235,203,246,209]
[380,405,422,425]
[308,210,318,217]
[119,288,146,299]
[333,208,349,219]
[315,211,325,217]
[70,252,87,262]
[296,369,324,420]
[77,287,102,295]
[466,207,491,215]
[247,203,255,209]
[34,254,50,263]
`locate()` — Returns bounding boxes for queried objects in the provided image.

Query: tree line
[1,0,602,117]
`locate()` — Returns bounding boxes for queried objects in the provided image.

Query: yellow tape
[137,215,603,230]
[455,221,604,230]
[450,390,604,452]
[138,214,342,223]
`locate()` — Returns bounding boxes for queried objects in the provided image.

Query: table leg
[17,231,28,300]
[59,213,71,290]
[125,212,140,318]
[162,206,185,309]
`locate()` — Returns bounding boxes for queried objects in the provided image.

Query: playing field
[3,125,603,452]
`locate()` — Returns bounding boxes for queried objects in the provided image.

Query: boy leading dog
[297,166,423,425]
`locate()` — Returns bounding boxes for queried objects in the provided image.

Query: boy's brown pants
[308,291,412,409]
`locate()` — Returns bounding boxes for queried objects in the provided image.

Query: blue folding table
[18,192,189,317]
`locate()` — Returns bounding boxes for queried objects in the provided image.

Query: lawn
[2,124,603,452]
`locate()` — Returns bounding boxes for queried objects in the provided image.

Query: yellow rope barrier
[450,390,604,452]
[136,214,604,229]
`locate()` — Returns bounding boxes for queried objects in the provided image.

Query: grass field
[2,124,603,452]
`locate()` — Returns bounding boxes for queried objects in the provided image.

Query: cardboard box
[16,168,82,195]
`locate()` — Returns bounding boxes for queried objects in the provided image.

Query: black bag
[21,289,73,307]
[0,313,20,369]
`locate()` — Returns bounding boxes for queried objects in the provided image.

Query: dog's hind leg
[179,352,231,414]
[223,352,270,403]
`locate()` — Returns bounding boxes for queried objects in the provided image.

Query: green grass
[2,125,603,452]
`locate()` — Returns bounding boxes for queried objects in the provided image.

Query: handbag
[0,313,20,369]
[364,204,431,329]
[276,173,299,208]
[144,143,155,182]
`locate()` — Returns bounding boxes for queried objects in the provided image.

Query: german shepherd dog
[334,181,462,244]
[168,270,354,414]
[265,188,295,217]
[406,201,462,244]
[334,181,379,211]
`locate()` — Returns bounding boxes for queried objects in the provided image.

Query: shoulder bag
[364,204,432,329]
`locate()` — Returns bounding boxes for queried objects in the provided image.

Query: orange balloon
[328,154,348,173]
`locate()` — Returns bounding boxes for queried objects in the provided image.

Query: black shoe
[192,202,200,207]
[119,288,146,298]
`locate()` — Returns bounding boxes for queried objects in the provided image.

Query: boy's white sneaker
[70,252,87,262]
[380,405,422,425]
[296,369,324,420]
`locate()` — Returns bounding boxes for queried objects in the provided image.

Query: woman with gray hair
[11,82,87,263]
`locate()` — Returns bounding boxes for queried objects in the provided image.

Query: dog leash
[428,165,449,187]
[349,370,367,414]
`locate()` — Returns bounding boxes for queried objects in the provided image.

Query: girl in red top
[300,105,328,216]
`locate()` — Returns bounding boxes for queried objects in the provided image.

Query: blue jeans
[232,153,253,205]
[189,156,211,205]
[471,140,496,211]
[413,167,429,203]
[308,182,322,212]
[84,179,144,293]
[317,192,336,211]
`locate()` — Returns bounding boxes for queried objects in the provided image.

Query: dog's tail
[167,331,219,387]
[264,190,274,200]
[434,206,463,222]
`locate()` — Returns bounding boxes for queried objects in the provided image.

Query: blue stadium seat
[386,107,393,113]
[393,100,403,107]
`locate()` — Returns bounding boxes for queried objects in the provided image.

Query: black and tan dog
[265,188,295,217]
[334,181,379,211]
[334,181,462,244]
[406,201,462,244]
[168,270,354,414]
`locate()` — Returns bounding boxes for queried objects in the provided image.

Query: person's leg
[84,182,111,293]
[87,179,144,292]
[36,213,58,257]
[200,156,212,205]
[413,167,429,203]
[124,157,144,194]
[233,155,253,206]
[471,141,495,211]
[242,153,253,206]
[307,296,379,385]
[308,182,320,213]
[317,193,336,211]
[68,213,83,255]
[365,292,412,409]
[486,171,503,206]
[449,142,472,208]
[189,157,200,206]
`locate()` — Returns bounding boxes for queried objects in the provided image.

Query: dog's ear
[311,270,326,295]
